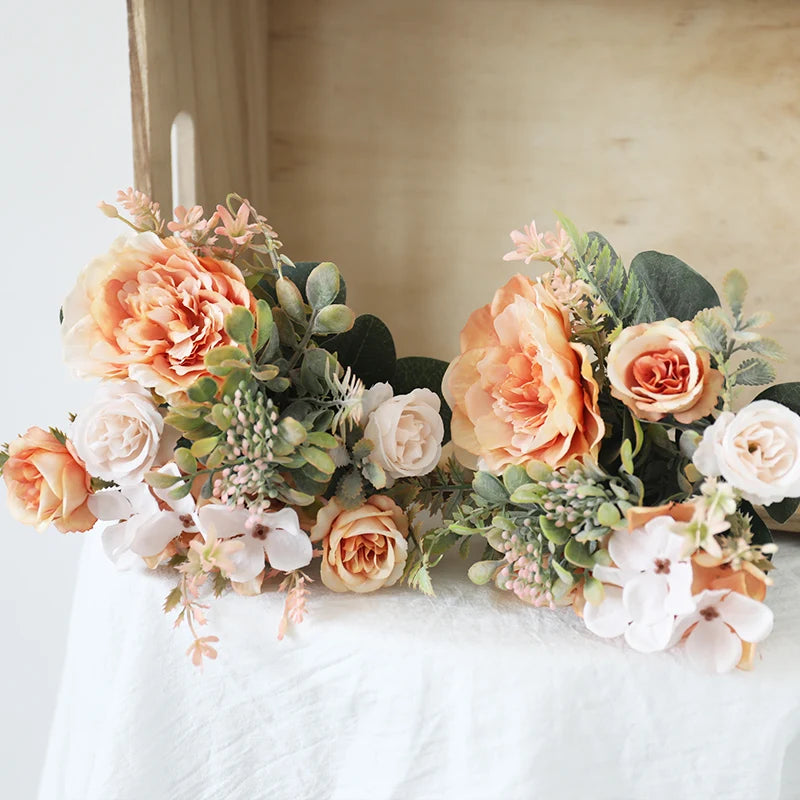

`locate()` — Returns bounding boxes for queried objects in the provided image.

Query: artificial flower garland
[2,193,797,673]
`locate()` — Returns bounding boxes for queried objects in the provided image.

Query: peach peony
[443,275,604,473]
[3,427,95,533]
[606,318,722,424]
[61,232,257,397]
[310,495,409,593]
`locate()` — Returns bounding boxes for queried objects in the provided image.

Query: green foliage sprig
[693,269,785,410]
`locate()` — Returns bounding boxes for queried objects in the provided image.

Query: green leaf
[629,251,720,324]
[324,314,397,387]
[312,304,356,335]
[755,382,800,415]
[502,464,530,495]
[187,376,218,403]
[251,365,280,381]
[468,560,501,586]
[362,459,387,489]
[564,538,595,569]
[174,447,198,474]
[472,471,508,504]
[583,575,605,606]
[284,261,347,306]
[190,437,219,458]
[540,516,569,545]
[390,356,452,442]
[336,468,367,509]
[509,483,545,506]
[764,495,800,524]
[278,417,307,446]
[205,345,249,368]
[742,337,785,360]
[723,269,748,318]
[738,499,774,547]
[305,262,341,310]
[351,438,373,462]
[732,358,776,387]
[163,586,182,614]
[693,308,729,354]
[306,431,338,449]
[224,306,255,344]
[145,471,182,489]
[300,445,336,475]
[255,299,274,351]
[276,276,306,322]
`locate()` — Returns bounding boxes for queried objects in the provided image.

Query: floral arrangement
[3,193,797,674]
[1,189,449,664]
[408,218,797,673]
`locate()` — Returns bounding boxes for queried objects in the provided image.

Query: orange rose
[3,427,95,533]
[606,319,722,424]
[310,496,409,593]
[443,275,604,473]
[62,232,256,397]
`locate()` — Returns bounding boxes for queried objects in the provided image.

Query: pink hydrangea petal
[228,536,268,583]
[623,572,669,625]
[264,527,313,573]
[684,616,742,673]
[624,615,675,653]
[583,585,629,639]
[719,591,774,643]
[197,504,250,541]
[130,511,184,557]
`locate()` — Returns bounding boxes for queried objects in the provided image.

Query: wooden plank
[128,0,270,214]
[128,0,800,531]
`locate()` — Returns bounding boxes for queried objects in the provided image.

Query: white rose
[693,400,800,506]
[72,381,167,485]
[363,385,444,479]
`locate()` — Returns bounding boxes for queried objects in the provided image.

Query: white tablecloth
[39,533,800,800]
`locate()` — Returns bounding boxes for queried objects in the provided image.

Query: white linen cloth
[39,534,800,800]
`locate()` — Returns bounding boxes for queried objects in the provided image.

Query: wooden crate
[128,0,800,530]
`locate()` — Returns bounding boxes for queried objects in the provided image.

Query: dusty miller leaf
[732,358,776,387]
[723,269,748,318]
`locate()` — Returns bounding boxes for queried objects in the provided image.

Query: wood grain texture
[129,0,800,530]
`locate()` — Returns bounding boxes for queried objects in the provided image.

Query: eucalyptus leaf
[224,306,255,344]
[324,314,397,387]
[284,261,347,306]
[305,262,341,310]
[472,471,508,504]
[255,299,273,351]
[629,251,720,323]
[312,304,356,335]
[276,276,306,322]
[755,382,800,415]
[764,495,800,524]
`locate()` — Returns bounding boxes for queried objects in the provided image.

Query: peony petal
[583,585,629,639]
[684,617,742,673]
[719,591,774,643]
[264,527,313,572]
[130,511,184,557]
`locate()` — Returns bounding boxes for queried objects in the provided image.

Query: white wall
[0,1,132,796]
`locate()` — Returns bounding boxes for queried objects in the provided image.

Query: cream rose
[72,381,168,485]
[310,495,409,593]
[61,231,256,398]
[362,384,444,480]
[693,400,800,506]
[607,318,723,424]
[3,427,96,533]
